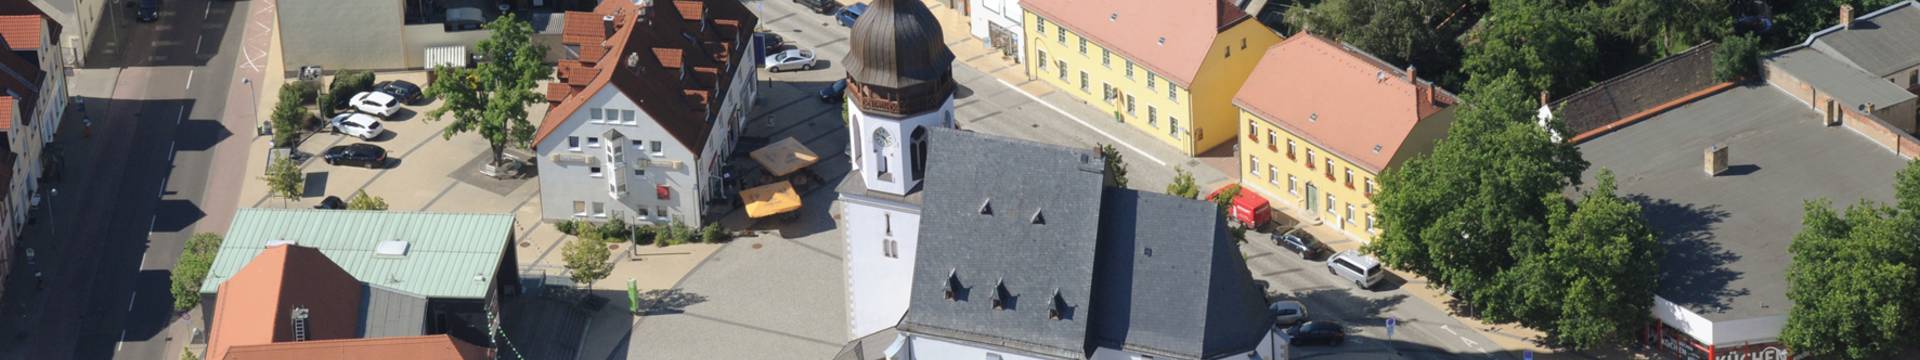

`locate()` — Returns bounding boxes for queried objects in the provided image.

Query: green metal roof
[200,208,516,299]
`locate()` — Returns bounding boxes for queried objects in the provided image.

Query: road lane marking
[992,78,1168,166]
[185,69,194,89]
[128,293,137,311]
[177,106,187,125]
[167,141,176,162]
[150,215,157,232]
[204,1,212,18]
[1460,336,1479,348]
[196,35,204,53]
[1441,324,1459,336]
[117,330,126,351]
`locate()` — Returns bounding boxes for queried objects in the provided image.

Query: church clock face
[872,128,894,150]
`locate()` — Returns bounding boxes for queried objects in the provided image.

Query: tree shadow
[633,288,709,315]
[1630,195,1746,313]
[1284,288,1410,324]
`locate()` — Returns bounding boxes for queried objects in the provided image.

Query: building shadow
[1284,288,1410,324]
[172,118,232,152]
[1630,195,1746,313]
[632,288,710,315]
[150,199,206,232]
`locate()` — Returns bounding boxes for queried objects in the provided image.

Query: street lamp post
[243,78,260,135]
[47,188,55,241]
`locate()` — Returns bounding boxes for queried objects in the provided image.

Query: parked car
[1327,250,1386,290]
[350,91,402,118]
[756,32,786,54]
[793,0,839,14]
[327,113,386,140]
[765,49,817,72]
[819,79,847,103]
[1275,229,1328,260]
[375,80,422,105]
[836,3,868,27]
[314,196,346,209]
[1268,300,1309,326]
[135,0,159,22]
[1284,321,1346,346]
[322,143,389,168]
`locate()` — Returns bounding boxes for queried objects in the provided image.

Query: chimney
[1842,5,1855,30]
[1704,144,1729,176]
[1405,65,1418,84]
[603,14,617,36]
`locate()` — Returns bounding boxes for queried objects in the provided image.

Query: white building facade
[966,0,1024,65]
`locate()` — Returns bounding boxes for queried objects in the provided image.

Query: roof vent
[944,269,963,301]
[991,279,1011,310]
[979,199,993,215]
[1048,290,1067,320]
[375,240,411,257]
[1309,113,1319,122]
[627,52,641,68]
[1030,210,1045,225]
[1157,37,1166,46]
[266,239,296,247]
[1144,247,1154,257]
[1109,13,1118,22]
[1373,144,1384,153]
[1377,71,1386,82]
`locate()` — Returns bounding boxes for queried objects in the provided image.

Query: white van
[1327,250,1385,289]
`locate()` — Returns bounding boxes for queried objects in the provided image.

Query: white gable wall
[536,87,705,226]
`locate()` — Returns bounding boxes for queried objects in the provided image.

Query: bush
[599,218,630,243]
[555,220,579,235]
[700,223,727,243]
[1713,34,1763,83]
[281,81,318,106]
[632,225,658,245]
[317,92,336,118]
[658,220,694,245]
[328,70,376,108]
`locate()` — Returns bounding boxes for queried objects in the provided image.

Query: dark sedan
[376,80,423,105]
[1285,321,1346,346]
[1275,229,1328,260]
[314,196,346,209]
[820,79,847,103]
[323,143,389,168]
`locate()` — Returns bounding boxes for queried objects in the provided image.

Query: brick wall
[1840,105,1920,159]
[1556,43,1720,135]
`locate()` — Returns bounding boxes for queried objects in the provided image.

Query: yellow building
[1021,0,1282,155]
[1234,33,1458,242]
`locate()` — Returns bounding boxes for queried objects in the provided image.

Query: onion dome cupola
[844,0,957,116]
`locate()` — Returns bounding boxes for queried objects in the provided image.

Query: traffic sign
[1386,317,1397,337]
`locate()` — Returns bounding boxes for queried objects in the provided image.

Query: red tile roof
[207,245,366,360]
[1021,0,1251,87]
[0,96,14,132]
[547,82,576,103]
[0,49,42,130]
[0,15,40,51]
[220,334,489,360]
[562,11,610,46]
[1233,33,1456,173]
[538,0,759,154]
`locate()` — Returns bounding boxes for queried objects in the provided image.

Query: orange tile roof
[562,11,609,45]
[220,334,489,360]
[547,82,576,103]
[1233,33,1457,173]
[0,15,39,51]
[1021,0,1251,87]
[0,96,14,132]
[207,245,366,360]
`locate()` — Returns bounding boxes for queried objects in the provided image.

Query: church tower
[839,0,956,340]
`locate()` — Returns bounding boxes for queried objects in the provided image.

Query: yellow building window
[1125,61,1134,79]
[1036,18,1046,34]
[1125,95,1136,115]
[1079,38,1088,55]
[1267,130,1277,151]
[1147,73,1156,90]
[1324,159,1335,179]
[1148,106,1158,128]
[1287,139,1296,159]
[1247,121,1258,141]
[1365,178,1376,197]
[1306,150,1315,168]
[1168,86,1178,103]
[1080,71,1090,93]
[1102,49,1111,68]
[1249,157,1260,176]
[1344,169,1354,189]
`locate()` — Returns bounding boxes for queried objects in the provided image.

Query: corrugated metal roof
[201,209,515,299]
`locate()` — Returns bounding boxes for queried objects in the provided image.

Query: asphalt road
[751,1,1511,359]
[0,0,254,359]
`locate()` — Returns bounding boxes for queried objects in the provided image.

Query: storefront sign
[1655,324,1709,360]
[1715,343,1790,360]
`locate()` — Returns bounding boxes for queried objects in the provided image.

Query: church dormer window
[944,269,963,301]
[991,279,1012,310]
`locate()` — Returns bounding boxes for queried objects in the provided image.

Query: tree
[1713,34,1764,82]
[170,233,224,311]
[346,190,389,210]
[1096,143,1129,188]
[423,16,547,169]
[1285,0,1468,86]
[1167,167,1199,199]
[563,237,614,287]
[1210,184,1241,216]
[1461,0,1599,97]
[1598,0,1730,58]
[261,157,303,206]
[1760,0,1906,49]
[1518,171,1661,349]
[1782,161,1920,359]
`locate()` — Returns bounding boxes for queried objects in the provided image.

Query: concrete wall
[279,0,408,72]
[534,88,706,226]
[842,199,920,341]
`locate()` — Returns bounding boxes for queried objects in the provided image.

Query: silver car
[764,49,817,72]
[1327,250,1385,290]
[1268,300,1308,326]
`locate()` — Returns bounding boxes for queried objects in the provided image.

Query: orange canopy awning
[741,180,802,218]
[750,137,820,177]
